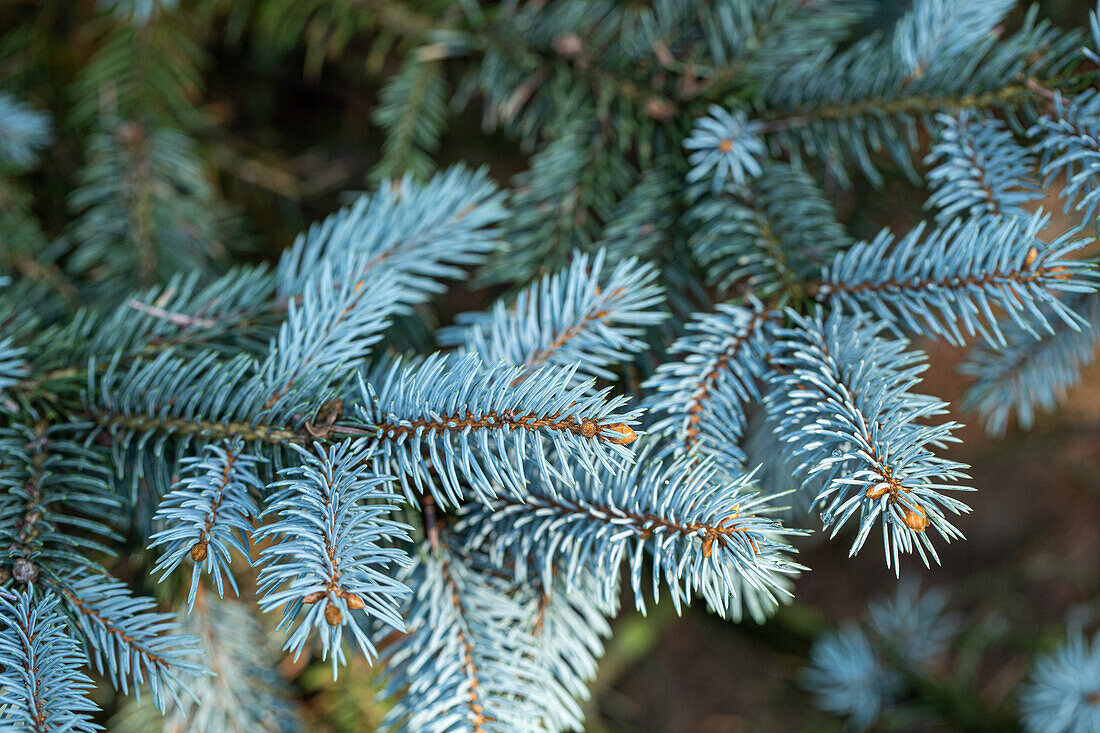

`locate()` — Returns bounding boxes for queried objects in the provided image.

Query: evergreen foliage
[1020,629,1100,733]
[2,0,1100,729]
[802,622,900,731]
[0,93,51,170]
[803,584,1097,732]
[766,310,972,569]
[0,590,100,732]
[111,595,304,732]
[255,441,409,675]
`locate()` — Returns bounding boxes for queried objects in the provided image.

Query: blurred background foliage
[2,0,1099,730]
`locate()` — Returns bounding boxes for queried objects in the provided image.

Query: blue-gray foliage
[110,596,304,733]
[687,162,851,297]
[439,249,666,383]
[864,580,958,668]
[643,299,775,477]
[276,166,505,301]
[58,569,207,711]
[925,111,1042,222]
[458,442,804,619]
[379,547,553,732]
[767,310,972,570]
[805,586,1100,732]
[150,439,264,608]
[802,584,959,730]
[1032,90,1100,225]
[1021,629,1100,733]
[255,441,410,675]
[963,291,1100,436]
[5,0,1100,730]
[685,105,766,190]
[0,590,100,732]
[802,623,900,731]
[817,212,1095,348]
[354,352,641,507]
[0,92,52,170]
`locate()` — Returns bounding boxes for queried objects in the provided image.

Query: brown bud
[579,420,598,438]
[115,120,145,149]
[324,602,343,626]
[902,505,929,532]
[865,483,890,500]
[717,138,733,154]
[644,96,676,122]
[552,32,584,58]
[190,541,208,562]
[1024,247,1038,268]
[318,398,343,423]
[346,594,366,610]
[603,423,637,445]
[302,591,326,604]
[12,558,37,584]
[305,398,344,438]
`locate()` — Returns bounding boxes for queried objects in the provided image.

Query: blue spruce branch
[962,291,1100,436]
[925,111,1042,222]
[766,310,973,570]
[0,424,117,581]
[111,595,304,733]
[150,439,264,609]
[0,589,100,732]
[817,211,1097,347]
[255,441,410,676]
[687,162,850,298]
[458,443,804,620]
[50,569,207,712]
[379,547,556,732]
[643,300,776,476]
[1032,89,1100,224]
[1020,628,1100,733]
[440,249,665,383]
[355,352,640,507]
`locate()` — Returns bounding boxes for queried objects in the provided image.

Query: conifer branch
[355,353,641,507]
[0,591,99,733]
[766,311,973,570]
[110,594,303,731]
[8,2,1100,726]
[816,212,1098,347]
[50,570,206,711]
[644,301,777,475]
[460,445,804,618]
[962,291,1100,435]
[0,424,116,583]
[443,249,664,384]
[255,441,409,676]
[924,111,1041,222]
[150,439,263,608]
[439,554,490,733]
[379,548,551,731]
